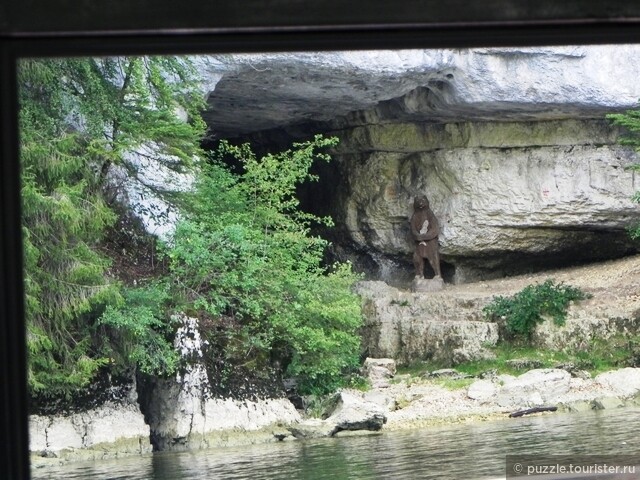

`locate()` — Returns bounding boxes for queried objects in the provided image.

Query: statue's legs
[424,240,441,278]
[413,250,425,279]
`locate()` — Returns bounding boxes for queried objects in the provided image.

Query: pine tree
[608,108,640,238]
[19,56,206,398]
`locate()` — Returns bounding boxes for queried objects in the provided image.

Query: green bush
[166,135,364,395]
[97,283,179,377]
[483,279,590,339]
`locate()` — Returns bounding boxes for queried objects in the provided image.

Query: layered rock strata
[197,47,640,283]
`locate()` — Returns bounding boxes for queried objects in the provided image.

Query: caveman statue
[410,194,442,279]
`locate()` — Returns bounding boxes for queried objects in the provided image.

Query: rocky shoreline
[30,364,640,468]
[352,363,640,431]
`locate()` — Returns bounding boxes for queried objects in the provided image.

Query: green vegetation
[482,279,590,339]
[430,377,475,390]
[20,57,363,403]
[166,137,363,395]
[97,283,179,377]
[608,107,640,238]
[20,57,204,399]
[397,336,640,388]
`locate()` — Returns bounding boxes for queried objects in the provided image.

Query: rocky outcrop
[357,256,640,367]
[200,47,640,138]
[140,315,301,451]
[289,391,387,439]
[146,384,301,450]
[194,47,640,284]
[356,280,498,366]
[29,401,151,465]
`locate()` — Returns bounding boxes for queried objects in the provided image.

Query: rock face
[356,281,498,365]
[142,315,302,451]
[196,46,640,284]
[29,400,151,463]
[329,123,639,283]
[201,47,640,138]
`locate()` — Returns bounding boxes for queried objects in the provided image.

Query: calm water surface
[31,407,640,479]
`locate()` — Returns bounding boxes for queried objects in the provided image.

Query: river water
[31,407,640,480]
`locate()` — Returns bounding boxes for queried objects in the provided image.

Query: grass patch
[431,377,475,390]
[396,334,640,381]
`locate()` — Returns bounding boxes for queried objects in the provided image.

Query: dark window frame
[3,3,640,478]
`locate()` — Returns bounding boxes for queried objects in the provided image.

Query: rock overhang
[194,46,640,284]
[198,45,640,139]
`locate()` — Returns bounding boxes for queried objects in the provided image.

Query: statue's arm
[410,216,429,241]
[411,211,440,241]
[421,213,440,241]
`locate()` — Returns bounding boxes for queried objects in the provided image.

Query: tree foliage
[167,136,364,394]
[19,56,205,398]
[608,108,640,238]
[21,56,364,402]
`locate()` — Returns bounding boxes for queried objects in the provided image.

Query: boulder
[591,396,625,410]
[362,390,397,411]
[496,369,572,408]
[595,368,640,398]
[290,391,387,439]
[288,419,337,439]
[325,391,387,434]
[467,379,498,404]
[362,357,396,388]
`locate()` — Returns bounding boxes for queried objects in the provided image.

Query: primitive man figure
[410,194,442,279]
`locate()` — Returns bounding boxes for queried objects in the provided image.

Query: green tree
[167,136,364,394]
[19,56,205,398]
[608,108,640,238]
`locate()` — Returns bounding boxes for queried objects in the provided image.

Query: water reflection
[31,407,640,480]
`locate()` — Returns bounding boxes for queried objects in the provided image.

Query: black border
[3,4,640,479]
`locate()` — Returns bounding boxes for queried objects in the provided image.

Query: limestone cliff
[197,46,640,284]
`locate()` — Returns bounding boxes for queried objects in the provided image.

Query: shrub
[97,283,179,377]
[483,279,590,339]
[166,135,364,395]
